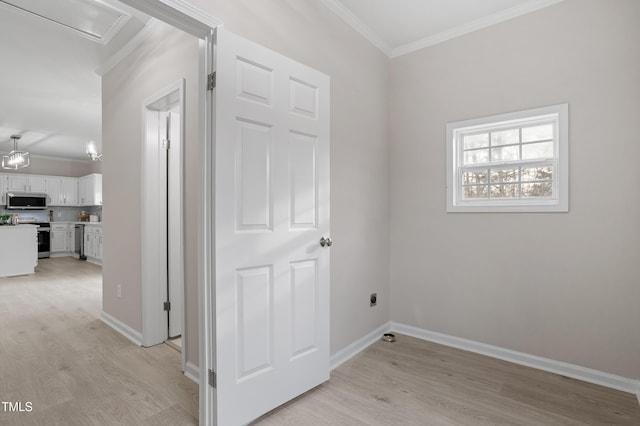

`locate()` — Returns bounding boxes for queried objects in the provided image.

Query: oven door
[38,228,50,258]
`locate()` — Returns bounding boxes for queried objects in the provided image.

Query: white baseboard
[391,322,640,398]
[185,361,200,384]
[330,322,392,370]
[100,311,143,346]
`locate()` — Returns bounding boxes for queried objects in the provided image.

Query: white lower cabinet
[67,227,75,254]
[49,223,99,262]
[50,225,68,253]
[84,225,102,263]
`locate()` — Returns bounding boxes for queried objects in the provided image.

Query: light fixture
[2,135,30,170]
[86,140,102,161]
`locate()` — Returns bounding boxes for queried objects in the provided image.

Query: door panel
[214,28,330,425]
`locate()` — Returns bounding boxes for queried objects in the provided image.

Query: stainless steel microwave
[5,192,48,210]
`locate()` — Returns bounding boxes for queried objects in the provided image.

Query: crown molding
[319,0,391,56]
[391,0,566,58]
[95,18,161,76]
[321,0,565,59]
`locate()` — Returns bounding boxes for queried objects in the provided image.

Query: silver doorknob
[320,237,333,247]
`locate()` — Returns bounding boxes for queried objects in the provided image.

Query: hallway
[0,257,198,425]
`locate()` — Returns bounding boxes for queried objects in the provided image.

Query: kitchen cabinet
[47,177,78,206]
[0,225,37,278]
[61,178,78,205]
[84,225,102,262]
[78,174,102,206]
[6,174,47,193]
[6,174,29,192]
[0,174,6,204]
[50,224,68,253]
[1,172,101,206]
[67,227,75,253]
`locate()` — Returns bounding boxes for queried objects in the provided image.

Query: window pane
[463,185,488,199]
[463,170,488,184]
[522,124,553,142]
[522,141,553,159]
[522,182,552,197]
[522,166,553,182]
[490,168,519,183]
[490,184,519,198]
[464,149,489,165]
[463,133,489,149]
[491,145,519,162]
[491,129,519,146]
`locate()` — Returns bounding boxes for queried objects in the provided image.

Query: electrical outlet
[57,212,62,218]
[117,284,122,298]
[370,293,377,307]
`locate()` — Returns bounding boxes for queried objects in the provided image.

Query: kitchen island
[0,224,38,278]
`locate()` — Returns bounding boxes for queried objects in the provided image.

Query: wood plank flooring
[255,336,640,425]
[1,257,639,425]
[0,257,198,426]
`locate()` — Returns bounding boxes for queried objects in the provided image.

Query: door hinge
[207,72,216,91]
[163,301,171,311]
[162,139,170,150]
[208,369,217,388]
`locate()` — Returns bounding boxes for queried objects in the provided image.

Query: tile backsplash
[0,206,102,222]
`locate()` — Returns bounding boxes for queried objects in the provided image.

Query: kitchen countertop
[48,221,102,225]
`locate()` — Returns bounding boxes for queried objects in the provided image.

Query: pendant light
[86,140,102,161]
[2,135,30,170]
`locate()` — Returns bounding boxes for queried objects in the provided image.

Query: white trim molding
[391,322,640,398]
[320,0,565,59]
[330,322,392,370]
[96,18,161,76]
[391,0,565,57]
[318,0,391,56]
[100,311,143,346]
[185,361,200,384]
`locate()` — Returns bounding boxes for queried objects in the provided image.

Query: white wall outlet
[117,284,122,298]
[57,212,62,218]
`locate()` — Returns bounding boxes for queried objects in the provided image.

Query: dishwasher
[74,224,87,261]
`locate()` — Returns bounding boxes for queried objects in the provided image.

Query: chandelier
[2,135,30,170]
[86,140,102,161]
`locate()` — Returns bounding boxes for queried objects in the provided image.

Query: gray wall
[181,0,392,355]
[389,0,640,379]
[102,0,391,368]
[1,156,100,177]
[102,21,201,365]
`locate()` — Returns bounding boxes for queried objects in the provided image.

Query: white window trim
[446,104,569,213]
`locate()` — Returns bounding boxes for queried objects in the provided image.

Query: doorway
[141,79,186,369]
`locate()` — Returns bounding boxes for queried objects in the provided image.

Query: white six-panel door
[214,29,330,425]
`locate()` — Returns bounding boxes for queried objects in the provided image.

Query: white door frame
[120,1,221,424]
[141,79,185,364]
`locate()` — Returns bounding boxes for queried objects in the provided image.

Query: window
[446,104,568,212]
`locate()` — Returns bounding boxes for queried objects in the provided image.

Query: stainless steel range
[35,222,50,258]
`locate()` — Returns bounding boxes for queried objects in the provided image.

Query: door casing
[141,79,185,368]
[120,1,221,424]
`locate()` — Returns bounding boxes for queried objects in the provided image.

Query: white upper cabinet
[47,177,78,206]
[5,174,47,193]
[0,174,6,204]
[28,175,47,193]
[6,174,29,192]
[61,177,78,205]
[78,174,102,206]
[0,172,99,207]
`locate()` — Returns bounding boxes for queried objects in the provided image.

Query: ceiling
[0,0,150,161]
[324,0,564,56]
[0,0,564,161]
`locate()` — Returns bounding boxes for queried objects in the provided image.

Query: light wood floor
[2,258,639,425]
[255,336,640,425]
[0,257,198,425]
